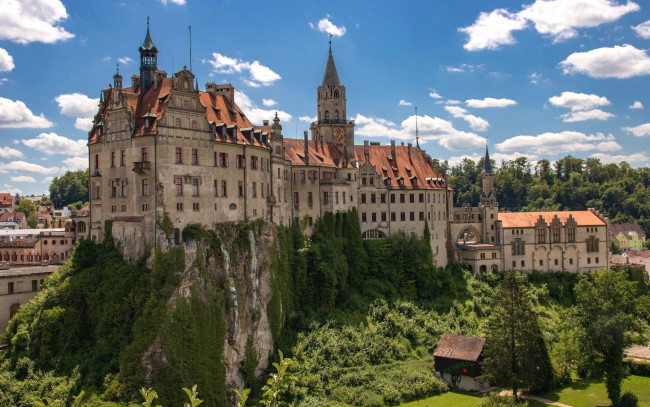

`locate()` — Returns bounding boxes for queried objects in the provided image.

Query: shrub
[620,391,639,407]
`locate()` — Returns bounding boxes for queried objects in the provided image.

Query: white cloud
[560,44,650,78]
[629,101,643,109]
[623,123,650,137]
[560,109,615,122]
[459,8,527,51]
[632,20,650,38]
[0,0,74,44]
[159,0,186,4]
[445,99,462,105]
[519,0,640,42]
[299,115,316,123]
[0,78,8,85]
[444,106,489,132]
[42,176,54,184]
[55,93,99,118]
[11,175,36,183]
[314,17,347,37]
[429,91,442,99]
[204,53,281,87]
[0,97,53,128]
[0,48,15,72]
[0,161,61,174]
[548,91,610,111]
[0,146,23,158]
[466,98,517,108]
[399,100,412,106]
[529,72,542,84]
[234,90,291,125]
[497,131,617,155]
[117,56,133,65]
[447,151,534,167]
[460,0,639,51]
[442,63,484,73]
[590,152,649,164]
[63,156,88,171]
[21,133,86,156]
[353,113,486,151]
[262,98,277,107]
[595,141,622,151]
[3,184,21,195]
[74,117,93,131]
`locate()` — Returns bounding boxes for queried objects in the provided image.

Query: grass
[400,390,483,407]
[533,375,650,407]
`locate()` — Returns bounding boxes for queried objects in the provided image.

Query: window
[371,213,377,222]
[323,192,329,204]
[400,194,405,203]
[511,238,525,256]
[193,202,199,211]
[480,253,486,260]
[142,147,148,162]
[94,154,99,169]
[142,179,149,196]
[111,180,117,198]
[192,178,199,196]
[369,177,374,186]
[221,181,227,197]
[536,228,546,243]
[192,120,197,130]
[183,100,189,109]
[191,149,198,165]
[121,180,127,197]
[175,177,183,195]
[294,192,299,208]
[175,147,182,164]
[120,150,126,166]
[251,156,258,170]
[419,212,425,221]
[568,227,575,242]
[238,182,244,197]
[410,194,415,203]
[587,258,591,264]
[176,118,181,127]
[380,194,386,204]
[552,227,560,243]
[335,192,339,205]
[8,282,14,294]
[371,194,376,204]
[391,212,396,221]
[410,212,415,221]
[390,194,395,203]
[343,192,346,204]
[586,236,599,253]
[213,152,218,167]
[362,212,367,222]
[381,212,386,221]
[111,151,116,167]
[361,194,366,204]
[142,203,149,211]
[219,152,229,167]
[521,260,525,267]
[308,192,313,207]
[176,202,183,211]
[539,260,544,267]
[400,212,406,221]
[236,154,246,169]
[252,182,257,198]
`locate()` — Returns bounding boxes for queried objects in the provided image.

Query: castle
[85,23,609,272]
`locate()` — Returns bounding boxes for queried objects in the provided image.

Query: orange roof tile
[283,138,343,168]
[498,211,605,228]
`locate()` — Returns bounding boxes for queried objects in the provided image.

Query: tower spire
[139,17,158,95]
[415,106,420,149]
[322,38,340,86]
[482,141,493,173]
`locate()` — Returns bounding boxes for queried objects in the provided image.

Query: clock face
[334,129,343,142]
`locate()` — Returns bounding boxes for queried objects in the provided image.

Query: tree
[482,270,553,398]
[14,199,37,217]
[49,169,89,208]
[575,270,640,406]
[27,212,38,229]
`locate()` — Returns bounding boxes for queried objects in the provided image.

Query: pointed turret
[482,144,493,173]
[322,46,341,86]
[139,17,158,95]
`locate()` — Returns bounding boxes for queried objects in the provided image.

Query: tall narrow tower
[310,41,355,154]
[139,18,158,95]
[481,144,495,205]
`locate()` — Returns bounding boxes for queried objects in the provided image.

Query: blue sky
[1,0,650,197]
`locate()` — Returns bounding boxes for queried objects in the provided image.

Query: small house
[433,333,489,392]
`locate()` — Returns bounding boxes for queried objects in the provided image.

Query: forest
[442,155,650,237]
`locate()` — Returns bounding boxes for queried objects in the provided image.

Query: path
[625,344,650,362]
[499,390,572,407]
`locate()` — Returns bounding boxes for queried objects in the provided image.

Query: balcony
[132,161,151,173]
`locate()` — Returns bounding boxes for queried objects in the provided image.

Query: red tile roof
[0,193,13,205]
[283,138,344,168]
[433,334,485,362]
[498,211,606,228]
[0,212,25,222]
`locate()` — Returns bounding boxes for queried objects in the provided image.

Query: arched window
[324,110,329,120]
[11,253,17,261]
[78,221,86,233]
[36,254,41,261]
[335,110,339,120]
[491,264,498,272]
[479,265,487,273]
[44,253,49,261]
[3,253,8,261]
[334,89,339,97]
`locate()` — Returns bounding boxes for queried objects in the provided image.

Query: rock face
[143,222,276,398]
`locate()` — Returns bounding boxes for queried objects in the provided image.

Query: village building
[0,194,14,215]
[0,225,77,267]
[0,212,27,230]
[610,223,646,252]
[433,333,489,392]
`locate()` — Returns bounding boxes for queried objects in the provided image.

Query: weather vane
[116,63,119,74]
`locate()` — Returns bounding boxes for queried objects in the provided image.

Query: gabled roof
[0,193,13,204]
[433,334,485,362]
[0,212,25,222]
[283,138,343,168]
[610,223,646,239]
[498,211,605,228]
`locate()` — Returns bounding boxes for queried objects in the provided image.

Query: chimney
[390,140,396,160]
[303,130,309,165]
[364,140,369,159]
[213,84,235,108]
[263,119,269,126]
[131,75,140,92]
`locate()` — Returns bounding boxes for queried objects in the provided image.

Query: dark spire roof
[482,144,493,173]
[322,45,341,86]
[139,17,157,53]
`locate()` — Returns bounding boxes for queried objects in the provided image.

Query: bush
[478,392,528,407]
[624,359,650,377]
[620,391,639,407]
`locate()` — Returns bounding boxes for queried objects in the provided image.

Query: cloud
[590,152,649,164]
[299,115,316,123]
[447,151,534,167]
[204,53,281,87]
[0,78,8,85]
[2,184,21,195]
[444,106,490,132]
[459,8,527,51]
[629,101,643,109]
[42,176,54,184]
[21,133,87,156]
[74,117,93,131]
[445,99,462,105]
[63,156,88,171]
[0,0,74,44]
[429,91,442,99]
[0,97,53,128]
[55,93,99,118]
[313,17,347,37]
[548,91,610,111]
[11,175,36,183]
[529,72,542,84]
[497,131,617,155]
[0,48,15,72]
[0,146,23,158]
[560,109,615,122]
[623,123,650,137]
[234,90,291,125]
[466,98,517,108]
[560,44,650,78]
[595,141,622,151]
[117,56,133,65]
[353,113,486,151]
[262,98,277,107]
[159,0,186,4]
[460,0,639,51]
[0,161,61,174]
[632,20,650,38]
[442,63,484,73]
[399,100,412,106]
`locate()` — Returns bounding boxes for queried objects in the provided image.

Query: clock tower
[310,42,355,155]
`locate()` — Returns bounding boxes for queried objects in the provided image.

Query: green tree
[575,270,640,406]
[14,199,37,217]
[482,270,553,398]
[27,212,38,228]
[49,169,89,208]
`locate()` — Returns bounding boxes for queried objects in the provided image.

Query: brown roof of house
[283,138,344,168]
[0,212,25,222]
[0,193,13,204]
[626,250,650,259]
[498,211,605,228]
[609,223,646,239]
[433,334,485,362]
